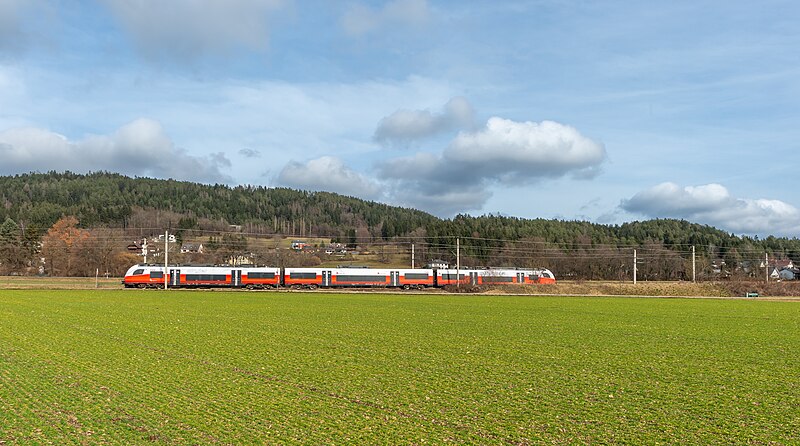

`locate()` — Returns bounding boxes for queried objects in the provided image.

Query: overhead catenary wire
[10,230,785,257]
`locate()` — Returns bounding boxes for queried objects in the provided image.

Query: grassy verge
[0,276,122,289]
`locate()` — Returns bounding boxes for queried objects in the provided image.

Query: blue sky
[1,0,799,236]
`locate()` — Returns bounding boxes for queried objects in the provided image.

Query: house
[155,234,176,243]
[324,243,347,255]
[760,258,794,270]
[778,267,800,280]
[180,243,204,254]
[228,254,253,265]
[426,259,449,269]
[291,240,308,250]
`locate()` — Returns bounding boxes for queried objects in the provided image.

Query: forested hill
[2,171,800,261]
[0,171,436,238]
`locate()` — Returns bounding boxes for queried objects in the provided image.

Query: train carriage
[283,267,435,289]
[123,264,281,289]
[122,265,167,288]
[436,268,556,286]
[282,267,323,289]
[435,268,474,287]
[240,267,282,289]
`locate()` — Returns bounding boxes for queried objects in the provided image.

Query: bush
[443,284,487,293]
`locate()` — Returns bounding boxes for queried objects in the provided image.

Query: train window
[149,271,163,279]
[185,274,227,281]
[289,272,317,279]
[542,271,553,279]
[248,272,275,279]
[440,273,465,280]
[337,275,387,283]
[482,276,513,283]
[133,269,144,275]
[404,273,430,280]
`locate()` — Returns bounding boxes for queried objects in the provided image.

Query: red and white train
[123,264,556,289]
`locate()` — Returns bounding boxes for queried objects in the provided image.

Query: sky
[1,0,799,237]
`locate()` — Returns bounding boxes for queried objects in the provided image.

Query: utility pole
[411,243,415,269]
[456,238,460,289]
[142,238,148,263]
[164,230,169,289]
[692,245,696,283]
[633,249,637,284]
[456,238,460,270]
[765,253,769,282]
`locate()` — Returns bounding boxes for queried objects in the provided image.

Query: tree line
[2,171,800,279]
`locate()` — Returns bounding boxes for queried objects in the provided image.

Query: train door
[470,271,478,286]
[516,272,525,284]
[322,270,332,286]
[232,269,241,287]
[170,269,180,286]
[390,271,399,287]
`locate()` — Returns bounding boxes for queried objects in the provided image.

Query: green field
[0,291,798,444]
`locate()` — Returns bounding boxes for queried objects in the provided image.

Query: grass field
[0,290,798,444]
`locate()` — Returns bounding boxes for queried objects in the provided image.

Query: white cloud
[622,183,731,215]
[621,182,800,235]
[277,156,383,200]
[341,0,430,36]
[99,0,286,61]
[375,117,606,215]
[446,118,607,182]
[0,118,232,183]
[373,96,475,146]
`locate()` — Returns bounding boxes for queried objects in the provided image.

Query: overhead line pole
[766,253,769,283]
[457,238,460,289]
[633,249,637,285]
[164,230,169,290]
